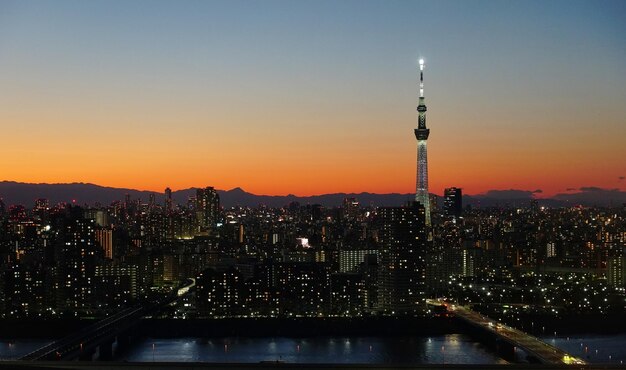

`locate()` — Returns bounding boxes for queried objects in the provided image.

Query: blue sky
[1,0,625,195]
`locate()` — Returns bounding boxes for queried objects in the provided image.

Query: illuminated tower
[414,59,431,226]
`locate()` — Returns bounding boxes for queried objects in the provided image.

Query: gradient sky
[1,0,625,196]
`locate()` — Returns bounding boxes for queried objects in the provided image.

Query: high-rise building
[56,213,101,312]
[164,187,173,213]
[427,220,462,295]
[343,197,360,220]
[195,187,220,234]
[3,263,48,317]
[377,202,427,315]
[414,59,431,226]
[330,272,366,316]
[164,187,175,240]
[461,248,475,277]
[196,267,244,317]
[95,228,113,259]
[95,210,109,227]
[339,249,378,273]
[94,264,138,304]
[143,211,167,248]
[443,187,463,218]
[608,247,625,288]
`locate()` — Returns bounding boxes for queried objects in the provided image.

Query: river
[114,334,506,364]
[2,334,625,364]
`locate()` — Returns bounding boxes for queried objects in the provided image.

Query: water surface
[117,334,507,364]
[546,334,626,365]
[0,340,53,360]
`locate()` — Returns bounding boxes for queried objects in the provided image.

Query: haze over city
[1,0,625,197]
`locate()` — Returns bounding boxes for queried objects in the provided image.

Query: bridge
[20,304,149,361]
[429,300,586,365]
[20,279,195,361]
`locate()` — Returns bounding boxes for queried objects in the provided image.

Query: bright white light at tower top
[419,58,424,65]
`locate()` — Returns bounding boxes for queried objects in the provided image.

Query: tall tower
[414,59,431,226]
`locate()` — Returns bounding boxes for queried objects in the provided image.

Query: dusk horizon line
[1,179,623,200]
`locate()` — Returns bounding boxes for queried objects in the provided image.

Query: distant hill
[0,181,158,207]
[0,181,414,208]
[1,181,624,208]
[213,188,416,208]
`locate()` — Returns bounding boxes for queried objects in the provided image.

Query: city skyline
[1,0,625,197]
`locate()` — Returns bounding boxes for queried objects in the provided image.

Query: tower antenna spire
[419,58,425,98]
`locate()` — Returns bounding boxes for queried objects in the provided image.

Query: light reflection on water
[0,340,53,360]
[117,334,508,364]
[5,334,624,364]
[545,335,626,365]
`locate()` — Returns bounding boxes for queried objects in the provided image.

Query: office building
[443,187,463,218]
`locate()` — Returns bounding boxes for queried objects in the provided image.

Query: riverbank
[139,316,458,338]
[1,313,625,340]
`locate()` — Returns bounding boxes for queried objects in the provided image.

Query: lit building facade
[339,249,378,273]
[95,228,113,259]
[377,202,427,315]
[443,187,463,219]
[56,215,101,313]
[195,187,220,235]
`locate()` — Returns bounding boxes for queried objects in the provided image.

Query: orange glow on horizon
[2,66,624,198]
[1,1,625,201]
[2,102,625,198]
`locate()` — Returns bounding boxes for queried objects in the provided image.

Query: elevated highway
[20,279,195,361]
[428,300,585,365]
[20,304,148,361]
